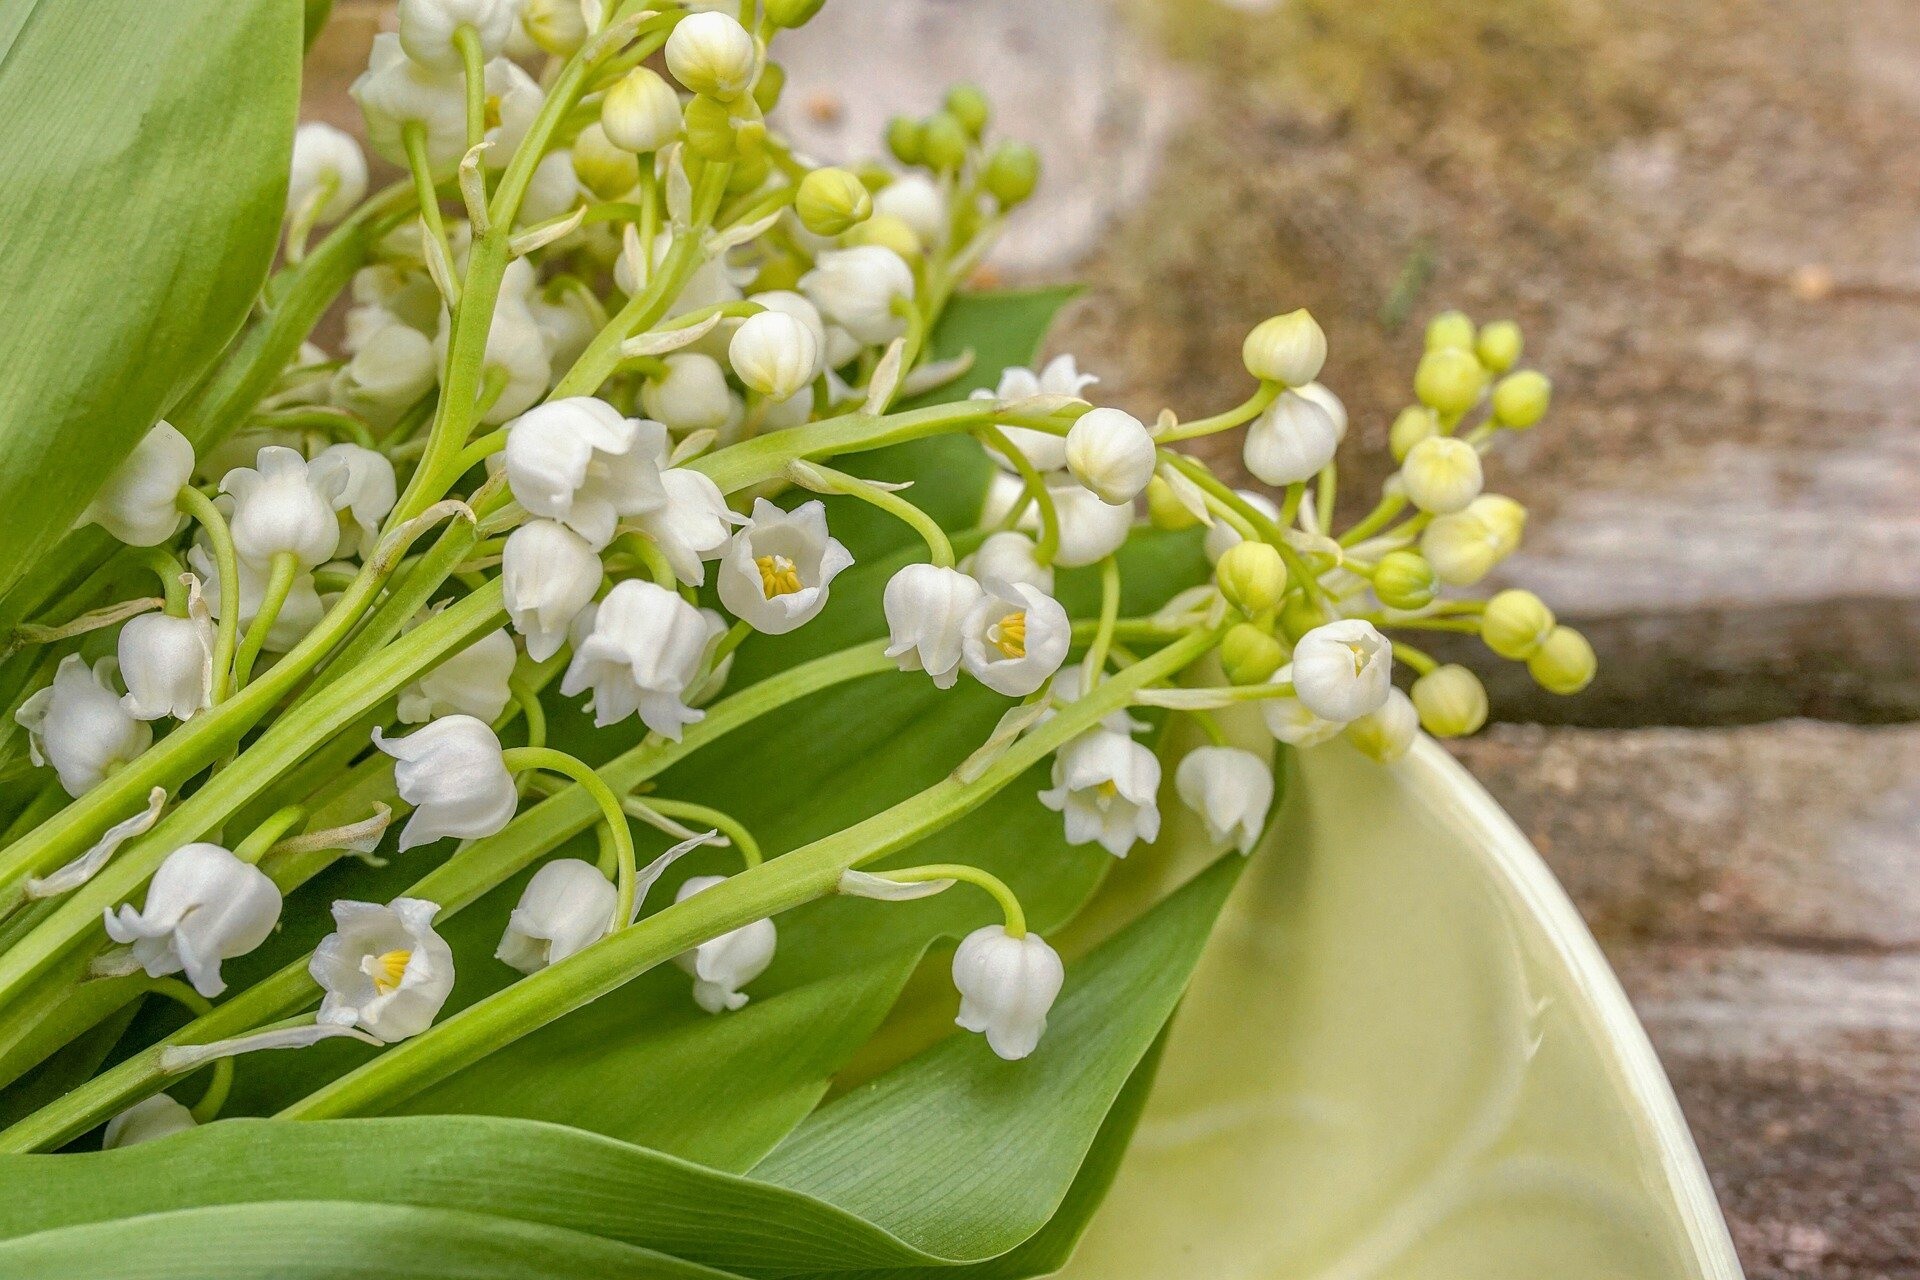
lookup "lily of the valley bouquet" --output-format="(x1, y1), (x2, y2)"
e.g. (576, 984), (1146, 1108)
(0, 0), (1592, 1273)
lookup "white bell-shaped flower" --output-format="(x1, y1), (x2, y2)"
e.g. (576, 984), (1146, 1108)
(188, 542), (326, 655)
(501, 519), (601, 661)
(672, 875), (777, 1012)
(1243, 390), (1340, 486)
(1174, 746), (1273, 854)
(1028, 482), (1132, 568)
(309, 443), (397, 560)
(103, 1094), (197, 1148)
(374, 715), (517, 849)
(951, 924), (1064, 1061)
(15, 656), (151, 798)
(311, 897), (456, 1042)
(481, 57), (545, 163)
(518, 148), (581, 225)
(969, 530), (1054, 595)
(633, 466), (742, 586)
(1400, 436), (1484, 515)
(641, 353), (737, 434)
(561, 579), (721, 737)
(103, 843), (282, 998)
(1290, 619), (1393, 723)
(979, 469), (1027, 528)
(288, 122), (368, 226)
(1065, 407), (1156, 505)
(717, 498), (853, 635)
(873, 173), (948, 250)
(397, 627), (516, 724)
(883, 564), (985, 689)
(729, 310), (821, 401)
(602, 66), (683, 153)
(1258, 666), (1345, 747)
(351, 34), (467, 174)
(448, 283), (552, 426)
(960, 580), (1071, 697)
(1345, 685), (1418, 763)
(1294, 381), (1348, 441)
(969, 355), (1097, 472)
(397, 0), (518, 71)
(502, 396), (668, 550)
(1203, 488), (1279, 563)
(496, 858), (616, 973)
(220, 445), (346, 570)
(1039, 725), (1162, 858)
(118, 588), (214, 722)
(663, 11), (757, 99)
(331, 322), (438, 421)
(82, 422), (193, 546)
(800, 246), (915, 345)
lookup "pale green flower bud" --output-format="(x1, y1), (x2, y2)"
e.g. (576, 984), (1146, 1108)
(1414, 347), (1487, 416)
(1476, 319), (1522, 373)
(1481, 588), (1555, 660)
(521, 0), (588, 56)
(684, 94), (751, 161)
(983, 141), (1040, 207)
(1467, 494), (1527, 558)
(766, 0), (827, 29)
(1145, 475), (1200, 530)
(571, 122), (639, 200)
(842, 212), (923, 261)
(664, 11), (757, 101)
(1420, 510), (1500, 586)
(1411, 664), (1488, 737)
(1492, 369), (1552, 428)
(1216, 541), (1287, 615)
(753, 61), (787, 114)
(796, 166), (872, 236)
(602, 67), (682, 154)
(1424, 310), (1475, 352)
(1528, 625), (1596, 694)
(945, 83), (991, 137)
(1388, 405), (1438, 462)
(1400, 435), (1483, 514)
(886, 115), (925, 165)
(921, 110), (970, 171)
(1278, 592), (1325, 643)
(1241, 309), (1326, 387)
(1372, 550), (1436, 610)
(1221, 622), (1286, 686)
(1345, 687), (1418, 763)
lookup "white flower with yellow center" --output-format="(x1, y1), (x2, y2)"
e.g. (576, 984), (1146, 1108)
(1290, 619), (1393, 723)
(311, 897), (456, 1043)
(561, 579), (721, 737)
(960, 580), (1070, 697)
(717, 499), (853, 635)
(672, 875), (777, 1013)
(1040, 723), (1162, 858)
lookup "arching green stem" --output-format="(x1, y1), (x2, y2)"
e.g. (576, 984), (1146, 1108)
(501, 748), (638, 928)
(175, 488), (240, 703)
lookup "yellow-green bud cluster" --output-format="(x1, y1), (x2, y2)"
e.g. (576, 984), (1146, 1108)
(796, 167), (872, 237)
(1216, 541), (1287, 615)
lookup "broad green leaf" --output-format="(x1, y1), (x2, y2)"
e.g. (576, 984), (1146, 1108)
(0, 0), (301, 615)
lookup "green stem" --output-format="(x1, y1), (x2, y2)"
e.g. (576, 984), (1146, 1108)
(175, 488), (240, 703)
(870, 863), (1026, 936)
(796, 461), (953, 567)
(1392, 641), (1439, 676)
(1339, 492), (1408, 547)
(1080, 556), (1122, 694)
(231, 552), (300, 691)
(401, 122), (451, 266)
(135, 549), (189, 617)
(1157, 381), (1282, 443)
(455, 25), (487, 153)
(143, 979), (232, 1124)
(630, 797), (760, 868)
(977, 425), (1059, 563)
(506, 675), (546, 749)
(233, 805), (307, 865)
(499, 750), (632, 931)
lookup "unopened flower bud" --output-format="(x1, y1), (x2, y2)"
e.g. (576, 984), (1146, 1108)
(1528, 625), (1596, 694)
(944, 83), (991, 136)
(683, 93), (746, 161)
(1468, 494), (1527, 557)
(119, 602), (215, 722)
(664, 11), (757, 100)
(1411, 664), (1487, 737)
(1065, 407), (1155, 505)
(397, 0), (516, 72)
(1241, 309), (1326, 386)
(1345, 686), (1418, 763)
(1414, 347), (1488, 416)
(674, 875), (778, 1012)
(1372, 550), (1437, 610)
(1292, 619), (1392, 723)
(1294, 381), (1348, 441)
(766, 0), (827, 27)
(952, 924), (1062, 1060)
(730, 310), (821, 400)
(1278, 591), (1325, 643)
(920, 110), (970, 171)
(602, 67), (682, 153)
(521, 0), (588, 55)
(1492, 369), (1552, 429)
(1481, 588), (1555, 660)
(1244, 390), (1339, 485)
(1216, 541), (1286, 615)
(497, 858), (615, 973)
(983, 141), (1040, 207)
(1145, 475), (1201, 530)
(503, 519), (602, 662)
(1420, 510), (1501, 586)
(795, 166), (872, 236)
(643, 353), (735, 434)
(884, 564), (985, 689)
(752, 60), (786, 113)
(1388, 405), (1438, 462)
(885, 115), (925, 165)
(1424, 310), (1476, 352)
(1476, 319), (1522, 373)
(288, 123), (368, 226)
(1400, 436), (1483, 514)
(841, 212), (922, 262)
(15, 656), (150, 798)
(1221, 622), (1285, 685)
(970, 531), (1053, 595)
(572, 122), (640, 200)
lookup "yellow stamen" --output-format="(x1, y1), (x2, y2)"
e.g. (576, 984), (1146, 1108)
(756, 554), (803, 598)
(484, 95), (503, 132)
(1345, 642), (1370, 676)
(987, 611), (1027, 659)
(367, 948), (411, 996)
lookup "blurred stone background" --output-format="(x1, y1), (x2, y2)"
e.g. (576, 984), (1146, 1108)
(312, 2), (1920, 1272)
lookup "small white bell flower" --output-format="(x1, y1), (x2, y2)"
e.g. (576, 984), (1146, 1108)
(1294, 381), (1348, 441)
(103, 1094), (197, 1148)
(397, 627), (517, 724)
(1243, 390), (1340, 486)
(663, 11), (757, 99)
(641, 352), (737, 434)
(351, 34), (467, 174)
(1203, 488), (1279, 563)
(970, 355), (1097, 472)
(616, 231), (743, 318)
(118, 587), (214, 722)
(309, 443), (398, 560)
(1175, 746), (1273, 854)
(397, 0), (518, 70)
(220, 445), (346, 570)
(518, 148), (582, 226)
(980, 470), (1028, 528)
(502, 520), (602, 661)
(15, 656), (151, 798)
(952, 925), (1064, 1061)
(331, 322), (438, 420)
(82, 422), (193, 547)
(1065, 407), (1156, 505)
(103, 843), (283, 998)
(883, 564), (985, 689)
(287, 122), (368, 226)
(633, 466), (742, 586)
(562, 579), (721, 737)
(530, 282), (598, 373)
(873, 173), (948, 250)
(496, 858), (616, 973)
(1028, 481), (1132, 568)
(969, 530), (1054, 595)
(311, 897), (456, 1042)
(602, 66), (683, 153)
(1259, 666), (1345, 747)
(1345, 686), (1418, 763)
(374, 715), (517, 849)
(482, 56), (546, 166)
(1039, 725), (1162, 858)
(729, 310), (821, 401)
(672, 875), (777, 1012)
(1290, 619), (1393, 723)
(960, 580), (1071, 697)
(448, 282), (551, 425)
(717, 498), (854, 635)
(502, 396), (668, 550)
(1400, 436), (1484, 515)
(189, 542), (326, 654)
(800, 246), (915, 345)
